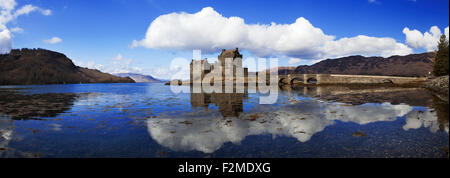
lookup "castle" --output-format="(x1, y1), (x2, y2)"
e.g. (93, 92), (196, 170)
(190, 48), (248, 84)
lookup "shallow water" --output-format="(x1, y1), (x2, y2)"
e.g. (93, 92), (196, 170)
(0, 83), (448, 158)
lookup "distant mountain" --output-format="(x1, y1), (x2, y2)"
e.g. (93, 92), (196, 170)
(292, 52), (435, 77)
(114, 73), (163, 83)
(0, 48), (135, 85)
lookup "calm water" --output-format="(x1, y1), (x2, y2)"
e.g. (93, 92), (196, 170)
(0, 83), (448, 158)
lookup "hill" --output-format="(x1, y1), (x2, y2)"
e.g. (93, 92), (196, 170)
(0, 48), (135, 85)
(265, 67), (297, 75)
(292, 52), (435, 77)
(114, 73), (163, 83)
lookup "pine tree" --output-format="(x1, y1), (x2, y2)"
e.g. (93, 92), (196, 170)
(433, 34), (449, 76)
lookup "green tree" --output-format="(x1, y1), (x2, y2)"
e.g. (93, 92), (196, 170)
(433, 34), (449, 76)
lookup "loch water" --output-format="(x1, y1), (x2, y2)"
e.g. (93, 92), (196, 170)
(0, 83), (448, 158)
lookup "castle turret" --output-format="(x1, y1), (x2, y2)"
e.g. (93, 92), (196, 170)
(190, 48), (247, 85)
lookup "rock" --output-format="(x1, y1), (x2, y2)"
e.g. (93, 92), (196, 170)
(424, 75), (449, 102)
(246, 114), (260, 121)
(164, 79), (182, 85)
(0, 89), (78, 120)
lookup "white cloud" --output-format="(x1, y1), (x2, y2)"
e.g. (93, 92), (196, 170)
(288, 57), (302, 65)
(79, 54), (191, 80)
(75, 54), (144, 75)
(0, 28), (11, 53)
(0, 0), (51, 53)
(132, 7), (412, 60)
(86, 61), (103, 70)
(368, 0), (382, 4)
(43, 37), (62, 44)
(14, 4), (38, 16)
(323, 35), (412, 58)
(41, 9), (51, 16)
(72, 59), (103, 71)
(0, 0), (16, 11)
(445, 27), (449, 40)
(13, 4), (51, 17)
(148, 67), (184, 80)
(113, 53), (124, 61)
(9, 27), (22, 33)
(402, 26), (449, 51)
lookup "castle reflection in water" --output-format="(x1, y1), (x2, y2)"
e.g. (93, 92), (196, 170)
(190, 90), (248, 117)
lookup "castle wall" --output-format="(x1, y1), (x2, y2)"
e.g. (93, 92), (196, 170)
(190, 48), (247, 85)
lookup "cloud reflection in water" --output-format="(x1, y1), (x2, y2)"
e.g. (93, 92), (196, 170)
(146, 99), (438, 153)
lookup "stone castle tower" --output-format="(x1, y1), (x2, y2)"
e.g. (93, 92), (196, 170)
(190, 48), (248, 84)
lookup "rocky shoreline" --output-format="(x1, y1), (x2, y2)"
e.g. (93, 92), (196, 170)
(424, 75), (449, 102)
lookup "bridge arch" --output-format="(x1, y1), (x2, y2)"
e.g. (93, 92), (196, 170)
(279, 77), (289, 85)
(306, 77), (318, 84)
(290, 77), (304, 85)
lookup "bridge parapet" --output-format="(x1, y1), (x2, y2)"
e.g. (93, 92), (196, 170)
(278, 74), (427, 85)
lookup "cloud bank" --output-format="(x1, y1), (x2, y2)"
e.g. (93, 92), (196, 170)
(0, 0), (51, 53)
(132, 7), (414, 59)
(403, 26), (449, 52)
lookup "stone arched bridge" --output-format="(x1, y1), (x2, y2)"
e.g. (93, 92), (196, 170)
(278, 74), (427, 85)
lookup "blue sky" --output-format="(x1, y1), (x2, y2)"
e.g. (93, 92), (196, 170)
(3, 0), (449, 79)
